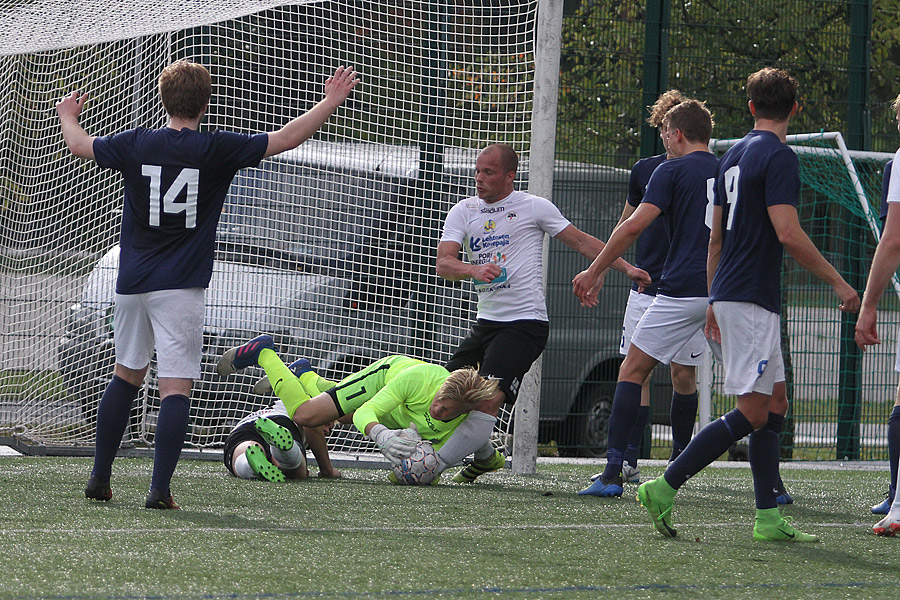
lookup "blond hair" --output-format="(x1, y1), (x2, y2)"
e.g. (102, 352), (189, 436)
(435, 367), (499, 413)
(158, 60), (211, 120)
(892, 94), (900, 117)
(647, 90), (686, 128)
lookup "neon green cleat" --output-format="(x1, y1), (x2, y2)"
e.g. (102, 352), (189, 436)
(451, 450), (506, 483)
(254, 417), (294, 452)
(637, 478), (677, 538)
(245, 445), (286, 483)
(753, 510), (818, 542)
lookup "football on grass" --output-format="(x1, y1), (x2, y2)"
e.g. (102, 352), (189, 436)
(392, 441), (440, 485)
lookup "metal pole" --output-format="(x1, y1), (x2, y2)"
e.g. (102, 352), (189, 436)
(512, 0), (563, 475)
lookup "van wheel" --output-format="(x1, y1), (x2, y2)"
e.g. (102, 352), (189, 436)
(559, 381), (614, 458)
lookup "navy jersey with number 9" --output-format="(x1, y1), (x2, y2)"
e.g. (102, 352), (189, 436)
(709, 130), (800, 313)
(93, 127), (268, 294)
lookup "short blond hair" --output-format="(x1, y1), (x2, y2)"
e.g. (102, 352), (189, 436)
(647, 90), (686, 128)
(892, 94), (900, 117)
(434, 367), (499, 413)
(158, 60), (211, 120)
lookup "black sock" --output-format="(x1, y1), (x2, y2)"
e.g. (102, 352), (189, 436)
(91, 375), (141, 480)
(601, 381), (642, 480)
(670, 391), (698, 461)
(749, 412), (784, 509)
(665, 409), (754, 490)
(624, 404), (650, 467)
(150, 394), (190, 495)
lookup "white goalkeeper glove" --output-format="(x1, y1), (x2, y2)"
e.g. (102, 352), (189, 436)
(369, 423), (421, 465)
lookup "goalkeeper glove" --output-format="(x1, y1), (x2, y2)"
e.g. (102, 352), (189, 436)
(369, 423), (420, 465)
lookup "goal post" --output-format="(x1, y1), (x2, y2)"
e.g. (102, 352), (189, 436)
(0, 0), (554, 463)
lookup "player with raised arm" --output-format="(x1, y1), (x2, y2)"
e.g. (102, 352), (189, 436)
(216, 335), (499, 483)
(433, 144), (651, 483)
(572, 99), (716, 498)
(638, 68), (859, 541)
(56, 60), (358, 508)
(856, 94), (900, 533)
(579, 90), (706, 494)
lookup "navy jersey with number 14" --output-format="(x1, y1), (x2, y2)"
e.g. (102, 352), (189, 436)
(93, 127), (268, 295)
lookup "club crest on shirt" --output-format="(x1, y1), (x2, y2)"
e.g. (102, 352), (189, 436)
(505, 211), (518, 223)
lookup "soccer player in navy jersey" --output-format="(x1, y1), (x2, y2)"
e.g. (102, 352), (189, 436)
(572, 99), (717, 498)
(856, 94), (900, 534)
(580, 90), (706, 494)
(56, 60), (358, 508)
(638, 67), (859, 542)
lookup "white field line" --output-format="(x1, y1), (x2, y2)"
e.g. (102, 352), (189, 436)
(0, 521), (876, 535)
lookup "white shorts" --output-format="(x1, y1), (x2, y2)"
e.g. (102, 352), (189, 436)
(621, 290), (707, 366)
(712, 301), (786, 396)
(114, 288), (205, 379)
(631, 294), (709, 367)
(895, 334), (900, 373)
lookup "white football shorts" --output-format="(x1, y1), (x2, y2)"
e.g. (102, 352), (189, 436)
(114, 287), (205, 379)
(631, 294), (709, 367)
(711, 301), (786, 396)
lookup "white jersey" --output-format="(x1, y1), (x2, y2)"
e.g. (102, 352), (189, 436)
(233, 399), (290, 431)
(441, 190), (570, 322)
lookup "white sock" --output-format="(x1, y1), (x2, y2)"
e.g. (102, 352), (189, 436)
(271, 443), (303, 470)
(233, 452), (257, 479)
(436, 411), (497, 468)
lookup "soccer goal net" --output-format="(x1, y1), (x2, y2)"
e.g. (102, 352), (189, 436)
(706, 132), (896, 460)
(0, 0), (542, 461)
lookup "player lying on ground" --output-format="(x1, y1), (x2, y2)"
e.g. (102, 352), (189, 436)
(216, 335), (501, 484)
(222, 398), (342, 483)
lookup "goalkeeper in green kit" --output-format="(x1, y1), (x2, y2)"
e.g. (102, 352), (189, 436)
(216, 335), (500, 483)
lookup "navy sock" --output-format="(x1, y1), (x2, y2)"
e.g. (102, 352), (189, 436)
(624, 405), (650, 467)
(601, 381), (642, 480)
(91, 375), (141, 481)
(150, 394), (190, 496)
(670, 391), (698, 461)
(749, 412), (784, 510)
(888, 405), (900, 498)
(664, 409), (754, 490)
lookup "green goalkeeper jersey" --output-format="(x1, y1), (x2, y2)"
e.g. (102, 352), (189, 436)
(349, 358), (467, 450)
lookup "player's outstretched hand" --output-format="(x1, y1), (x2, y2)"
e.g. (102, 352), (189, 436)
(55, 91), (88, 120)
(572, 269), (603, 308)
(836, 281), (860, 313)
(627, 266), (651, 293)
(854, 306), (880, 351)
(323, 66), (360, 108)
(369, 424), (418, 465)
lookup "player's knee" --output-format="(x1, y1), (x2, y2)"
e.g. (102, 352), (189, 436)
(669, 365), (697, 394)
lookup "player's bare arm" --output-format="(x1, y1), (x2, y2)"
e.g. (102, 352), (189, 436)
(856, 203), (900, 350)
(556, 224), (647, 284)
(435, 240), (502, 282)
(55, 91), (96, 160)
(768, 203), (860, 313)
(705, 203), (723, 342)
(571, 205), (658, 307)
(264, 65), (359, 158)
